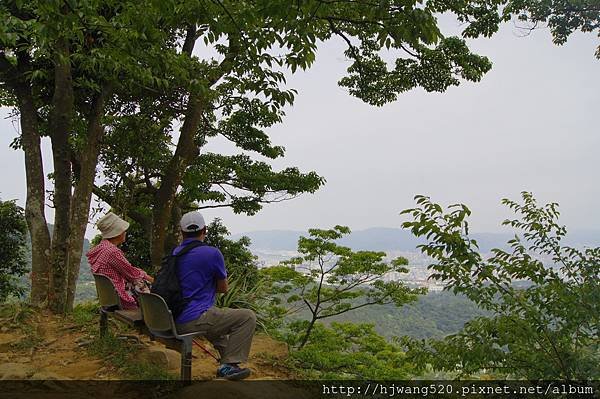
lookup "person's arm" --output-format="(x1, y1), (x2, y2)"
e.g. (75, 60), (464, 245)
(213, 248), (228, 293)
(216, 279), (228, 293)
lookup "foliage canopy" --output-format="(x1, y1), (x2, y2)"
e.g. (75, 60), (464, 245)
(287, 321), (417, 379)
(400, 192), (600, 379)
(505, 0), (600, 58)
(264, 225), (425, 348)
(1, 0), (508, 311)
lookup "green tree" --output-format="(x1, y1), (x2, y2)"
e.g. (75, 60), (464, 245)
(205, 218), (259, 287)
(1, 0), (505, 313)
(264, 226), (425, 348)
(400, 193), (600, 379)
(0, 0), (173, 312)
(0, 199), (28, 301)
(287, 321), (417, 379)
(505, 0), (600, 58)
(88, 0), (506, 272)
(119, 219), (152, 272)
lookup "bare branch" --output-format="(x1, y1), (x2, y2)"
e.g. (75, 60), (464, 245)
(316, 299), (389, 319)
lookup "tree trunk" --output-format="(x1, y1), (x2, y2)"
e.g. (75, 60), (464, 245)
(48, 38), (74, 314)
(164, 202), (183, 253)
(150, 96), (203, 270)
(299, 317), (318, 349)
(149, 34), (239, 270)
(65, 88), (109, 311)
(15, 81), (52, 307)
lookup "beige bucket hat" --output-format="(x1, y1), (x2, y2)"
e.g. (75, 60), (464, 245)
(97, 212), (130, 239)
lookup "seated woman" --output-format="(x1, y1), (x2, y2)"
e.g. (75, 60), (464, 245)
(87, 212), (153, 309)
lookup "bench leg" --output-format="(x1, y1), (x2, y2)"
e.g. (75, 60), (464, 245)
(181, 338), (193, 382)
(99, 311), (108, 337)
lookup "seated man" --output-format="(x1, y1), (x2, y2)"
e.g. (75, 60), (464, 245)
(175, 211), (256, 380)
(87, 212), (153, 309)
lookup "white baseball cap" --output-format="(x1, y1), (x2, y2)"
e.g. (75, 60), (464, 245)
(180, 211), (206, 232)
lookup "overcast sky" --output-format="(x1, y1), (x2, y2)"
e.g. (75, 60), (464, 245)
(1, 21), (599, 237)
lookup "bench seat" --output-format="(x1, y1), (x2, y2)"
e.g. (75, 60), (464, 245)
(137, 292), (206, 382)
(93, 273), (205, 382)
(113, 309), (144, 326)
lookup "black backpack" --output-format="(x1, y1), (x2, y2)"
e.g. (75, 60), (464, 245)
(151, 240), (206, 318)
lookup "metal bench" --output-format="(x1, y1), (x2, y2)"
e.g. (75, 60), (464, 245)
(92, 273), (144, 336)
(93, 274), (208, 381)
(137, 292), (206, 381)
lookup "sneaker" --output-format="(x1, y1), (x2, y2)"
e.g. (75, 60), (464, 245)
(216, 364), (251, 381)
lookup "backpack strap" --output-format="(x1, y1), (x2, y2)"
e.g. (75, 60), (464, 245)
(174, 240), (206, 258)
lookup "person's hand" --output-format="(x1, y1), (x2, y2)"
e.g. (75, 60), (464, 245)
(133, 279), (151, 293)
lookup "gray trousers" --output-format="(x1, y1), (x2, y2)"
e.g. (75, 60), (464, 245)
(177, 307), (256, 365)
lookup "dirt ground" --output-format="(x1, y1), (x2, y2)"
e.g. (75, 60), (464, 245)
(0, 311), (118, 380)
(0, 311), (293, 381)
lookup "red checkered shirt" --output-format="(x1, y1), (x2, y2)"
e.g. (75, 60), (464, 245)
(86, 240), (150, 309)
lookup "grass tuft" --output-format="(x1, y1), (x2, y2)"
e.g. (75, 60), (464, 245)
(88, 333), (176, 380)
(0, 301), (43, 351)
(72, 303), (177, 380)
(71, 301), (99, 330)
(0, 301), (35, 324)
(12, 327), (43, 350)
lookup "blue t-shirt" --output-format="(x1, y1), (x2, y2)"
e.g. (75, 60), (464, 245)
(173, 239), (227, 324)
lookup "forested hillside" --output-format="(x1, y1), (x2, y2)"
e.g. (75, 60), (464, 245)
(329, 292), (489, 339)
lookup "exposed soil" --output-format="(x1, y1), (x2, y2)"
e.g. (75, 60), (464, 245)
(191, 334), (294, 380)
(0, 311), (120, 380)
(0, 310), (293, 381)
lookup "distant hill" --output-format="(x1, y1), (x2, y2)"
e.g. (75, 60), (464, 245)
(77, 237), (93, 280)
(233, 227), (600, 253)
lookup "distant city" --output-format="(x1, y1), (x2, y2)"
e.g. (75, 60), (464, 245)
(251, 247), (446, 291)
(236, 227), (598, 291)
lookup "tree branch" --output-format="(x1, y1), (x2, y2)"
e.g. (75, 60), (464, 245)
(182, 24), (197, 56)
(316, 299), (389, 319)
(326, 18), (365, 75)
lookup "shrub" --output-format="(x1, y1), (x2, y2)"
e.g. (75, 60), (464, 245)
(401, 193), (600, 379)
(0, 199), (28, 301)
